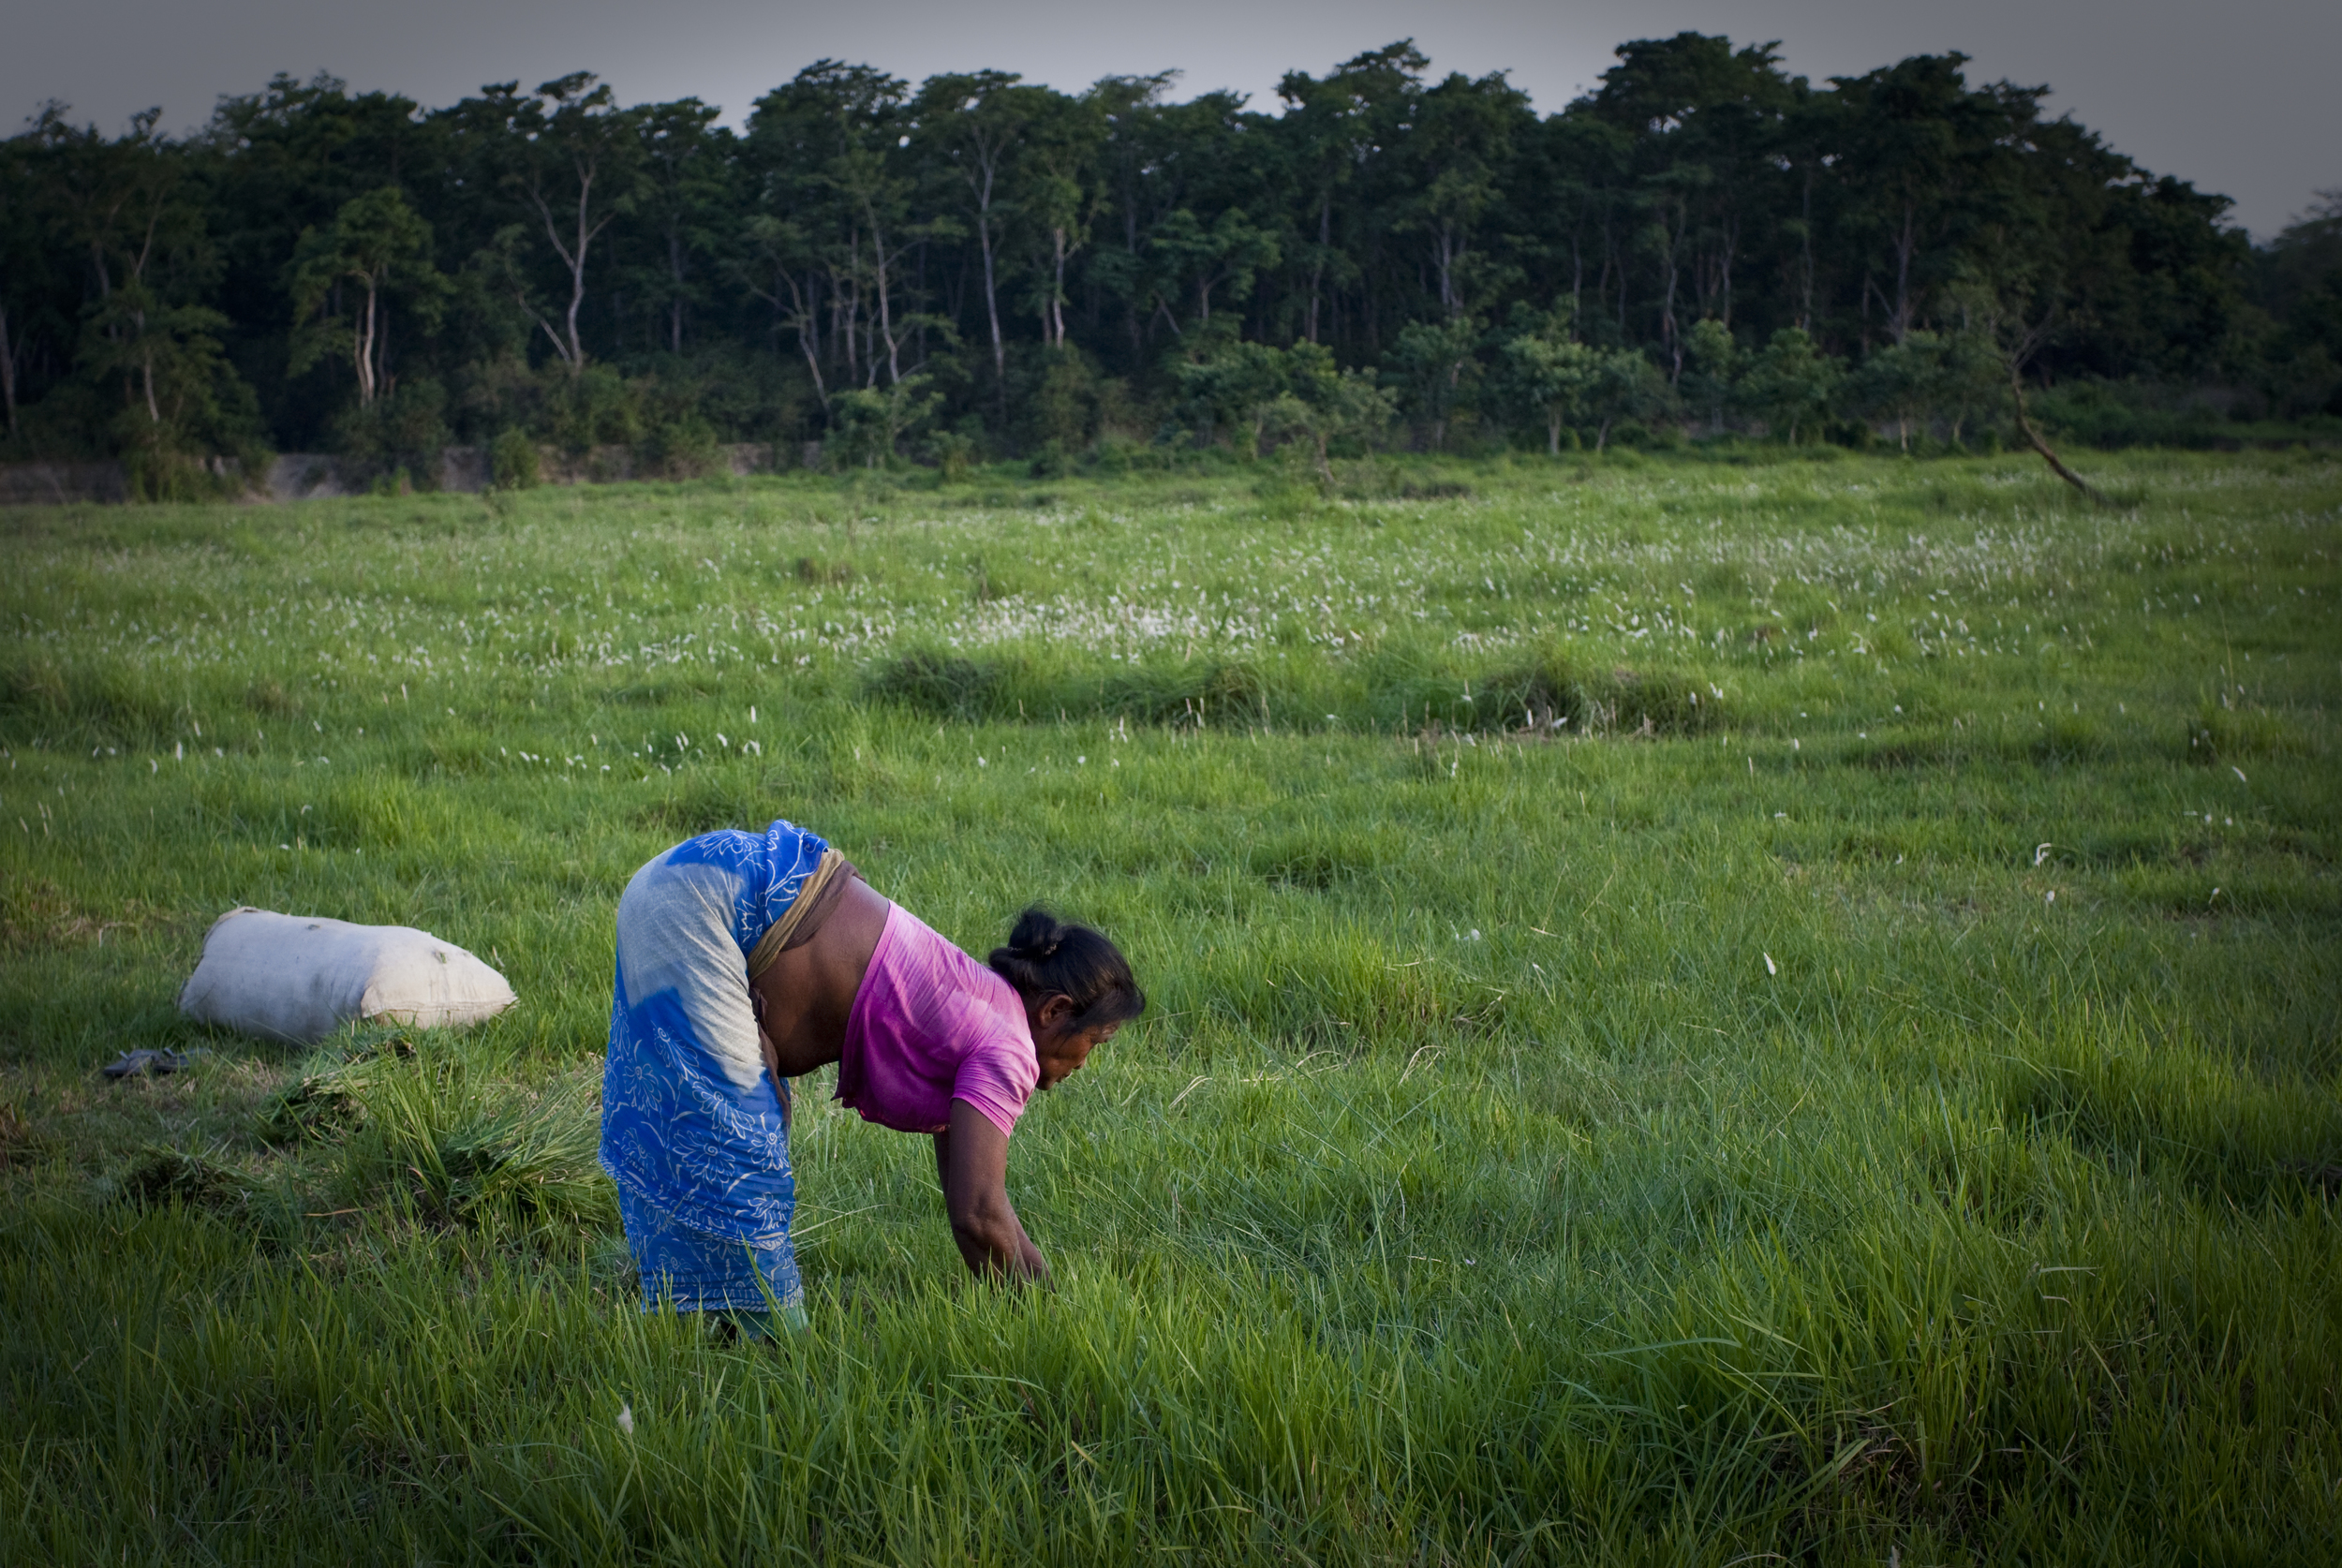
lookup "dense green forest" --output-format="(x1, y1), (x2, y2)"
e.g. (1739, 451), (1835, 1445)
(2, 34), (2337, 493)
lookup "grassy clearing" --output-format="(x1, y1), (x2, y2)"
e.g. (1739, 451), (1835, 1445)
(2, 450), (2338, 1563)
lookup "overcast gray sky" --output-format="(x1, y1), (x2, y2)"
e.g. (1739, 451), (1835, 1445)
(9, 0), (2335, 237)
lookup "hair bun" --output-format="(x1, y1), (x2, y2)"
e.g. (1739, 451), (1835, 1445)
(987, 906), (1146, 1030)
(1007, 908), (1065, 960)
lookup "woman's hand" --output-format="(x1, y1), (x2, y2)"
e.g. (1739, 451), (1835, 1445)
(934, 1101), (1049, 1283)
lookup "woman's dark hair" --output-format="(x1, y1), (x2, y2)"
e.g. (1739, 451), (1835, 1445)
(988, 908), (1146, 1029)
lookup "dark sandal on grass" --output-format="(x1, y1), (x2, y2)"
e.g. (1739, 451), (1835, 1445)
(102, 1048), (207, 1080)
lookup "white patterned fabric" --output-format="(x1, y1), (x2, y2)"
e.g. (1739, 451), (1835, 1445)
(599, 821), (828, 1259)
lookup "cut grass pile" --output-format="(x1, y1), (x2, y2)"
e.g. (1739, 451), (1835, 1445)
(2, 450), (2338, 1563)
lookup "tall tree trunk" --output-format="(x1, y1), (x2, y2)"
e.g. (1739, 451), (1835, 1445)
(957, 134), (1012, 370)
(563, 240), (587, 364)
(840, 240), (860, 386)
(1050, 228), (1070, 348)
(761, 267), (829, 411)
(979, 210), (1004, 380)
(527, 157), (605, 371)
(354, 278), (380, 407)
(979, 210), (1004, 419)
(799, 299), (828, 409)
(561, 170), (595, 367)
(867, 206), (903, 386)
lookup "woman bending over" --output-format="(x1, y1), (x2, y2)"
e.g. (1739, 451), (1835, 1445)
(599, 819), (1143, 1324)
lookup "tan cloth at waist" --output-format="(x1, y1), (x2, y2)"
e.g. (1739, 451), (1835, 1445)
(747, 848), (860, 980)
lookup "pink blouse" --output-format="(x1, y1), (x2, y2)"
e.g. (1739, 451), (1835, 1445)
(836, 903), (1039, 1138)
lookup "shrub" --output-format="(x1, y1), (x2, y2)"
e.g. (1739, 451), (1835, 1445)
(863, 648), (1021, 721)
(490, 428), (540, 491)
(1478, 652), (1717, 736)
(334, 377), (450, 488)
(1103, 656), (1274, 728)
(927, 429), (980, 481)
(642, 416), (721, 480)
(1367, 643), (1722, 737)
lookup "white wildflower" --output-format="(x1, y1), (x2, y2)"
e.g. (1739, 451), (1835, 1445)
(1763, 953), (1777, 976)
(616, 1402), (634, 1437)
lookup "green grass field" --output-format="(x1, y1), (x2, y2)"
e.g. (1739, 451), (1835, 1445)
(3, 450), (2338, 1564)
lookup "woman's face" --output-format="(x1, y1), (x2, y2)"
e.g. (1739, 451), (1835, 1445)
(1030, 996), (1121, 1088)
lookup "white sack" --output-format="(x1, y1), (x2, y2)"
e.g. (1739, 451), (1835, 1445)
(177, 908), (517, 1045)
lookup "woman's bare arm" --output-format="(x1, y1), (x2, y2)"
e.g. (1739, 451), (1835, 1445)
(933, 1100), (1048, 1282)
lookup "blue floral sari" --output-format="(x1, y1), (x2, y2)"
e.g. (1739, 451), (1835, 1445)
(600, 820), (827, 1318)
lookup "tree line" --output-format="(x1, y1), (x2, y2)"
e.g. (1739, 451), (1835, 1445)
(1, 34), (2335, 495)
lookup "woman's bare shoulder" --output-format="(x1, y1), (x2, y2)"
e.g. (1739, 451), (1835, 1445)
(824, 878), (893, 965)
